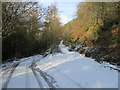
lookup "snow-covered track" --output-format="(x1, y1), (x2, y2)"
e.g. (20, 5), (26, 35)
(2, 58), (31, 78)
(37, 68), (57, 88)
(2, 67), (13, 78)
(52, 67), (83, 88)
(43, 61), (83, 89)
(30, 60), (44, 88)
(2, 62), (20, 89)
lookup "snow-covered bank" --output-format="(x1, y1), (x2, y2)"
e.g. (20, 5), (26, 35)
(36, 41), (118, 88)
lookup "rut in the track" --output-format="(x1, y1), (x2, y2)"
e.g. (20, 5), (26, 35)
(2, 62), (20, 89)
(30, 60), (44, 88)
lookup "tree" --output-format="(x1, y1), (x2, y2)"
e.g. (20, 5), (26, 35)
(2, 2), (62, 61)
(42, 4), (62, 53)
(63, 2), (120, 47)
(2, 2), (43, 61)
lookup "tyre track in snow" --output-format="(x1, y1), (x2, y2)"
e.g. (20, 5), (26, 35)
(30, 59), (58, 89)
(2, 64), (17, 78)
(2, 57), (41, 88)
(30, 60), (44, 88)
(2, 62), (20, 89)
(2, 58), (30, 78)
(37, 68), (58, 88)
(40, 61), (84, 89)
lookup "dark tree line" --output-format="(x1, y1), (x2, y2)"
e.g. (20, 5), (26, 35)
(2, 2), (62, 62)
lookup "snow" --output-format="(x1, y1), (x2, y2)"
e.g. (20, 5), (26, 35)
(1, 55), (43, 88)
(36, 41), (118, 88)
(0, 41), (119, 88)
(7, 58), (39, 88)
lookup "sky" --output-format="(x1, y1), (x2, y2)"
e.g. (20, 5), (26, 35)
(39, 2), (79, 25)
(57, 2), (79, 25)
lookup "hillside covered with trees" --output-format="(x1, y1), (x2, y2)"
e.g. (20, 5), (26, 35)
(2, 2), (120, 66)
(62, 2), (120, 65)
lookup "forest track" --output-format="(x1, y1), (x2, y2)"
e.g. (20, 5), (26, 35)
(36, 68), (58, 88)
(30, 59), (58, 89)
(2, 65), (14, 78)
(30, 60), (44, 88)
(40, 61), (84, 89)
(2, 62), (20, 89)
(2, 58), (30, 78)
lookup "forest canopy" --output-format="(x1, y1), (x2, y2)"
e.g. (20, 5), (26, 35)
(2, 2), (62, 61)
